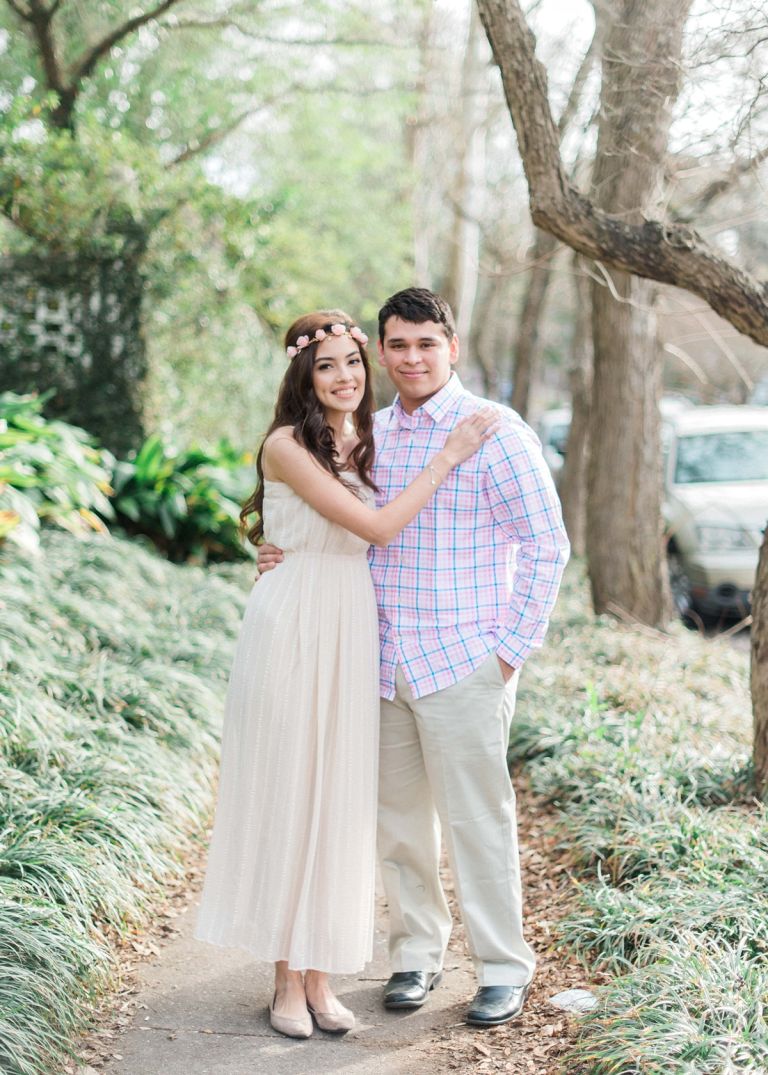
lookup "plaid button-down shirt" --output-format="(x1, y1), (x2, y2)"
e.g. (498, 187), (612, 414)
(369, 374), (570, 700)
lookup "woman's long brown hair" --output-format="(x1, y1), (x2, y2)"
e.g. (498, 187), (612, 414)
(240, 310), (378, 546)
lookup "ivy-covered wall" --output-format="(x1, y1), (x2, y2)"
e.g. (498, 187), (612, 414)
(0, 249), (147, 455)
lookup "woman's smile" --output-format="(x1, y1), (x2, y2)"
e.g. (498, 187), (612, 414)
(312, 334), (367, 419)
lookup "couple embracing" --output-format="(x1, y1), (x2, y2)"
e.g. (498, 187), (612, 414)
(194, 287), (570, 1039)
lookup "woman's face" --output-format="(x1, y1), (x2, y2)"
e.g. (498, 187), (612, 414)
(311, 334), (367, 421)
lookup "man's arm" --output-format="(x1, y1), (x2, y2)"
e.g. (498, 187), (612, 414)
(484, 417), (570, 669)
(257, 543), (284, 573)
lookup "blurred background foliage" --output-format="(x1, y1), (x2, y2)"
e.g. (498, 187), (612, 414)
(2, 0), (766, 454)
(0, 0), (422, 449)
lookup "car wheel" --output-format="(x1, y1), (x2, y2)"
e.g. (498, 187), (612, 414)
(667, 549), (694, 618)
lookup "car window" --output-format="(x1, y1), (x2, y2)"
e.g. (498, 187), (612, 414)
(674, 430), (768, 483)
(548, 423), (569, 454)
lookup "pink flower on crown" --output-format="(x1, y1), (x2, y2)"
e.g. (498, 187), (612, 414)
(286, 345), (297, 358)
(296, 335), (310, 348)
(349, 326), (368, 345)
(330, 323), (345, 335)
(315, 328), (327, 340)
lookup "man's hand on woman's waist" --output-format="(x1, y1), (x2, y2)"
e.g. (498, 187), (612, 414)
(256, 542), (284, 579)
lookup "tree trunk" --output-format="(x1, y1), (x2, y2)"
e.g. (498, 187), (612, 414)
(508, 28), (599, 420)
(588, 271), (669, 620)
(752, 525), (768, 799)
(408, 4), (443, 287)
(469, 278), (501, 399)
(510, 230), (559, 418)
(443, 8), (491, 339)
(584, 0), (689, 626)
(559, 258), (592, 556)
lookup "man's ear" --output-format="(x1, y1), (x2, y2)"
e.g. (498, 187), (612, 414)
(450, 333), (459, 365)
(377, 338), (386, 365)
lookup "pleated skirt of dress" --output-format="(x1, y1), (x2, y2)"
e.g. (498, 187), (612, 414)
(194, 540), (380, 974)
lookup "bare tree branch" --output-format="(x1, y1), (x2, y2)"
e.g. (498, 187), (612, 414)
(69, 0), (188, 87)
(675, 143), (768, 221)
(509, 23), (600, 417)
(165, 85), (303, 167)
(556, 25), (599, 137)
(475, 0), (768, 348)
(24, 0), (66, 95)
(164, 77), (411, 168)
(172, 19), (408, 48)
(166, 109), (256, 168)
(4, 0), (31, 19)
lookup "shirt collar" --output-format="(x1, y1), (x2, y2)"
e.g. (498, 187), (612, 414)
(392, 372), (466, 429)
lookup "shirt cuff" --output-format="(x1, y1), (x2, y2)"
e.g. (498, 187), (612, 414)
(494, 628), (535, 670)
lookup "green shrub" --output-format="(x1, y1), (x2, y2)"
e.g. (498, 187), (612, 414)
(0, 394), (256, 564)
(0, 392), (113, 553)
(110, 434), (254, 562)
(0, 888), (108, 1075)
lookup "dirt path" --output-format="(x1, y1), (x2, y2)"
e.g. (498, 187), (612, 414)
(71, 781), (596, 1075)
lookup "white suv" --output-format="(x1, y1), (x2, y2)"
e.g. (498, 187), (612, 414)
(663, 406), (768, 617)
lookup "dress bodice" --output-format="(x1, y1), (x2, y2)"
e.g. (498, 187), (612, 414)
(262, 475), (373, 557)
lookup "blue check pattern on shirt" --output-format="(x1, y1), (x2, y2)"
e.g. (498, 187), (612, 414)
(369, 374), (570, 701)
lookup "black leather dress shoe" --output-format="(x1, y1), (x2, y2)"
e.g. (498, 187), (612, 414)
(465, 983), (531, 1026)
(383, 970), (443, 1009)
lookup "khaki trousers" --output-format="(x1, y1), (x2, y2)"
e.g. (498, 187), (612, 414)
(377, 653), (535, 987)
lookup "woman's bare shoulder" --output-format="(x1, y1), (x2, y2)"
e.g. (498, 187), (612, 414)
(263, 426), (300, 459)
(262, 426), (298, 480)
(263, 426), (326, 482)
(264, 425), (296, 446)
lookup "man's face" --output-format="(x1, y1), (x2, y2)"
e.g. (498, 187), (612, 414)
(377, 316), (459, 414)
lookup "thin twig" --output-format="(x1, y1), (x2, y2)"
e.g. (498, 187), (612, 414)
(605, 602), (673, 639)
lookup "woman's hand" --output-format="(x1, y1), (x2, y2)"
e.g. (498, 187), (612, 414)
(442, 407), (500, 466)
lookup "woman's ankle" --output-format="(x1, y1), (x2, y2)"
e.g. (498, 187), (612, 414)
(305, 970), (341, 1007)
(274, 961), (305, 993)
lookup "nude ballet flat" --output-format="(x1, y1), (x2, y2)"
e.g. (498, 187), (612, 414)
(307, 1001), (355, 1034)
(268, 993), (313, 1039)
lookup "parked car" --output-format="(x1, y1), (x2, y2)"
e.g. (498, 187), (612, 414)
(537, 407), (571, 483)
(537, 395), (693, 487)
(663, 405), (768, 617)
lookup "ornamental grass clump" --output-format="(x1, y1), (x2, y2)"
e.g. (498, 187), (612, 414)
(559, 867), (768, 973)
(566, 935), (768, 1074)
(0, 529), (248, 1074)
(513, 564), (758, 1075)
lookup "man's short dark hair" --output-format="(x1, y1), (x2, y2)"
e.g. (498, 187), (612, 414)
(378, 287), (457, 342)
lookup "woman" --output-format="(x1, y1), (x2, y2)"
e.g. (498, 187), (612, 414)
(194, 310), (496, 1039)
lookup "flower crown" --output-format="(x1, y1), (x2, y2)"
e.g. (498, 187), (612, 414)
(286, 322), (369, 359)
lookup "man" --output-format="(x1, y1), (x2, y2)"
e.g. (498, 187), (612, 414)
(259, 287), (569, 1026)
